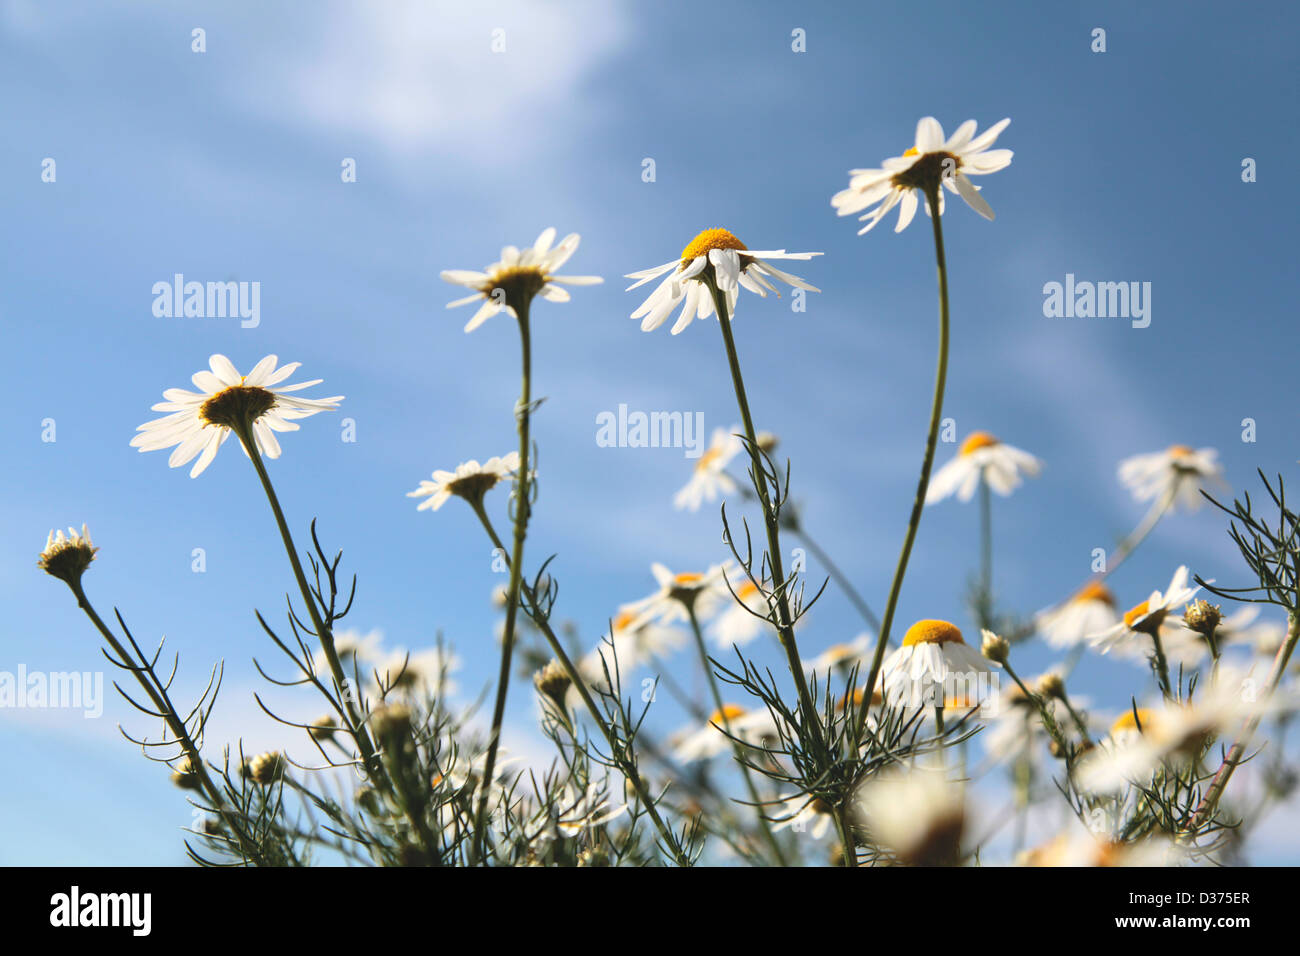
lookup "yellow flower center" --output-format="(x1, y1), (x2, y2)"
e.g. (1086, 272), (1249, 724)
(960, 431), (1000, 456)
(1073, 581), (1115, 607)
(680, 228), (748, 263)
(737, 580), (759, 600)
(695, 446), (725, 472)
(1168, 444), (1195, 458)
(837, 687), (883, 711)
(903, 619), (965, 647)
(481, 264), (547, 305)
(709, 704), (747, 724)
(673, 572), (703, 586)
(612, 610), (639, 632)
(1111, 708), (1154, 735)
(903, 146), (920, 157)
(1123, 601), (1151, 629)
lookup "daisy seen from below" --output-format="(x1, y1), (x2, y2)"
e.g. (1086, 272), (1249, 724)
(1118, 445), (1226, 512)
(37, 524), (99, 586)
(1089, 566), (1202, 654)
(670, 704), (783, 764)
(673, 426), (742, 511)
(130, 354), (343, 478)
(625, 228), (820, 335)
(832, 117), (1012, 234)
(1036, 580), (1119, 650)
(440, 228), (602, 332)
(925, 431), (1042, 505)
(407, 453), (520, 512)
(708, 577), (779, 649)
(578, 607), (686, 689)
(880, 619), (998, 711)
(804, 634), (873, 678)
(621, 562), (734, 627)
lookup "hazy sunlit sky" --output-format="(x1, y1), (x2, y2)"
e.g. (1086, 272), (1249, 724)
(3, 0), (1298, 864)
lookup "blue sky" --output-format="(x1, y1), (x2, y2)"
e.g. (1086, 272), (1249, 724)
(2, 0), (1298, 865)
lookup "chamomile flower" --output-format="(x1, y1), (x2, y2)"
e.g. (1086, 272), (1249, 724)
(625, 228), (820, 335)
(925, 431), (1042, 505)
(674, 426), (742, 511)
(855, 768), (967, 866)
(130, 354), (343, 478)
(1089, 566), (1202, 653)
(440, 228), (602, 332)
(708, 577), (774, 648)
(37, 524), (99, 586)
(880, 619), (998, 710)
(407, 453), (519, 511)
(832, 117), (1012, 235)
(621, 562), (734, 627)
(1018, 830), (1181, 867)
(579, 608), (686, 688)
(1036, 580), (1120, 650)
(804, 634), (873, 678)
(1118, 445), (1226, 512)
(671, 704), (783, 764)
(771, 793), (837, 840)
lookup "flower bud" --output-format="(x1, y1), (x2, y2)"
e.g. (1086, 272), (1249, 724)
(980, 629), (1010, 664)
(1183, 599), (1222, 636)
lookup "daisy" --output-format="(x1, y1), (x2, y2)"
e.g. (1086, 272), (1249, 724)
(374, 646), (461, 697)
(673, 426), (742, 511)
(1089, 566), (1202, 653)
(440, 227), (602, 333)
(579, 608), (686, 688)
(1118, 445), (1226, 512)
(855, 768), (967, 866)
(832, 117), (1012, 235)
(625, 228), (820, 335)
(880, 619), (998, 710)
(407, 453), (519, 511)
(130, 354), (343, 478)
(708, 577), (775, 649)
(621, 562), (735, 627)
(771, 793), (837, 840)
(804, 634), (873, 678)
(1036, 580), (1120, 650)
(1018, 829), (1181, 867)
(925, 431), (1041, 505)
(671, 705), (784, 764)
(37, 524), (99, 585)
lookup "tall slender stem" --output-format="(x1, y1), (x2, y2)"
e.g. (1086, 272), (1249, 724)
(855, 183), (950, 742)
(685, 606), (788, 865)
(237, 428), (384, 789)
(468, 506), (692, 865)
(473, 298), (534, 861)
(71, 582), (264, 863)
(1190, 611), (1300, 830)
(706, 277), (825, 756)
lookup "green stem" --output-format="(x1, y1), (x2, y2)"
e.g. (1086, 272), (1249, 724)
(472, 298), (533, 861)
(706, 277), (825, 758)
(468, 507), (692, 865)
(855, 183), (950, 743)
(236, 426), (385, 791)
(71, 581), (264, 864)
(685, 606), (788, 866)
(1149, 629), (1174, 701)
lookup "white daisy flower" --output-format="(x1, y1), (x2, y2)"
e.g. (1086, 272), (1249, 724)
(579, 607), (686, 688)
(440, 227), (602, 332)
(1018, 829), (1182, 867)
(804, 634), (874, 678)
(670, 704), (783, 764)
(1118, 445), (1226, 512)
(771, 793), (836, 840)
(925, 431), (1042, 505)
(673, 426), (742, 511)
(625, 228), (820, 335)
(1036, 580), (1120, 650)
(37, 524), (99, 585)
(374, 646), (461, 697)
(621, 561), (735, 627)
(130, 354), (343, 478)
(880, 619), (998, 710)
(407, 453), (519, 512)
(1219, 606), (1289, 657)
(855, 768), (967, 866)
(832, 116), (1012, 235)
(1088, 566), (1202, 653)
(708, 577), (774, 649)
